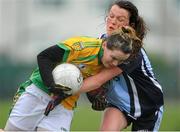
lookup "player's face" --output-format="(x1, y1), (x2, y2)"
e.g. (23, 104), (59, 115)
(106, 5), (130, 36)
(101, 42), (130, 68)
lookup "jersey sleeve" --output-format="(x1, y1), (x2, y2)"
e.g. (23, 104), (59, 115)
(118, 51), (143, 74)
(57, 43), (71, 62)
(37, 45), (65, 87)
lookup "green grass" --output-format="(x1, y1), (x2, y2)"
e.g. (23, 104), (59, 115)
(71, 105), (103, 131)
(0, 100), (12, 128)
(1, 100), (180, 131)
(159, 102), (180, 130)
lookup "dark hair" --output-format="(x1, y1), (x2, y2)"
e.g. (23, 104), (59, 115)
(108, 0), (147, 40)
(105, 26), (142, 59)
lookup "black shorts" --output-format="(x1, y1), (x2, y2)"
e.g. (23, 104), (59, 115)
(107, 104), (163, 131)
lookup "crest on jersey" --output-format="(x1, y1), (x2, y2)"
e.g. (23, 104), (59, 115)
(72, 42), (85, 51)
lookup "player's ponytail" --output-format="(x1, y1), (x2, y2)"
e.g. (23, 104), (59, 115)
(133, 16), (147, 41)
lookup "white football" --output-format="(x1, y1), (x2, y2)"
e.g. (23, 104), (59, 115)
(52, 63), (83, 95)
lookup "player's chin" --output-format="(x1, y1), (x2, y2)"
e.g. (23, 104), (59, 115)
(104, 64), (113, 68)
(106, 29), (113, 36)
(104, 65), (109, 68)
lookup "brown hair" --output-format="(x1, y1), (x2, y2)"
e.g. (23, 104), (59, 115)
(108, 0), (147, 41)
(105, 26), (142, 59)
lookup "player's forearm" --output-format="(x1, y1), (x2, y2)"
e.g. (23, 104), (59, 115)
(78, 67), (122, 93)
(37, 45), (65, 87)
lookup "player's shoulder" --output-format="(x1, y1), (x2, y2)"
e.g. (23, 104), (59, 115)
(63, 36), (101, 44)
(69, 36), (101, 42)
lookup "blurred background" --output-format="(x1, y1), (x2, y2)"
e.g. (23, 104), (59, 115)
(0, 0), (180, 130)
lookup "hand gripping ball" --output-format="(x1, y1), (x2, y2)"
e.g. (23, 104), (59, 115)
(52, 63), (83, 95)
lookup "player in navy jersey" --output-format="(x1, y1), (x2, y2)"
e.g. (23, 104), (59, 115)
(79, 0), (164, 131)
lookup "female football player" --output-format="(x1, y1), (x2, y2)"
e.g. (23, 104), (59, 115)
(4, 26), (142, 131)
(79, 0), (164, 131)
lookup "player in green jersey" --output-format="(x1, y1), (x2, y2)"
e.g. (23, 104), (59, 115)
(4, 26), (142, 131)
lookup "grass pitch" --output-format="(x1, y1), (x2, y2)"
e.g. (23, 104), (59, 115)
(1, 100), (180, 131)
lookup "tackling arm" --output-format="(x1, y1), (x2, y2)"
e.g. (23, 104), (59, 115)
(77, 66), (122, 94)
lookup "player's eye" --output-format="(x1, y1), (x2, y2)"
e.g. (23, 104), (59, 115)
(111, 56), (117, 61)
(118, 18), (126, 22)
(108, 13), (114, 19)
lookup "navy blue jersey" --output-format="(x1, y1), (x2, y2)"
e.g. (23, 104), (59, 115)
(100, 34), (164, 118)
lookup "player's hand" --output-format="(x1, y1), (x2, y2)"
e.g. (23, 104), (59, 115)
(44, 90), (71, 116)
(45, 84), (72, 116)
(48, 84), (71, 95)
(91, 95), (108, 111)
(86, 87), (108, 111)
